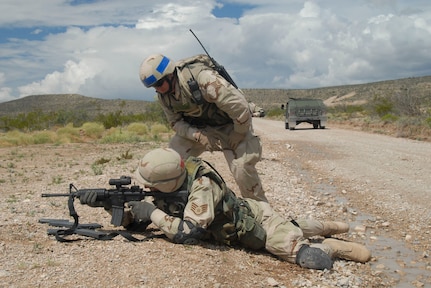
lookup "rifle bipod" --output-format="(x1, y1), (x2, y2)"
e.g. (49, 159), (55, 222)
(39, 218), (158, 242)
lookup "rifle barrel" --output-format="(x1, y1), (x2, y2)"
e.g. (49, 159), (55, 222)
(41, 193), (72, 197)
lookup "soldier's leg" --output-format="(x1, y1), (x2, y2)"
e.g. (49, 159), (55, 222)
(223, 133), (268, 202)
(295, 219), (349, 238)
(169, 133), (206, 159)
(320, 238), (371, 263)
(248, 200), (332, 269)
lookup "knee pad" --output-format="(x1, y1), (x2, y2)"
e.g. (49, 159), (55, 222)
(296, 245), (333, 270)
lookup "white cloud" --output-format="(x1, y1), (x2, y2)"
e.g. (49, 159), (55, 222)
(0, 72), (14, 102)
(299, 1), (320, 18)
(1, 0), (431, 103)
(18, 59), (103, 96)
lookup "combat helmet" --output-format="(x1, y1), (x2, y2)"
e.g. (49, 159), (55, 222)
(134, 148), (186, 193)
(139, 54), (176, 88)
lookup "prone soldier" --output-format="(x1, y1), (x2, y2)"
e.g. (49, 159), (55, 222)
(81, 148), (372, 270)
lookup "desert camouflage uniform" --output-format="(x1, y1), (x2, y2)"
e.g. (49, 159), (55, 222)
(148, 157), (333, 265)
(157, 55), (267, 202)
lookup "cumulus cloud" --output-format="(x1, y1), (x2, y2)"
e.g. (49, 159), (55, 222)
(1, 0), (431, 103)
(18, 59), (103, 96)
(0, 72), (14, 102)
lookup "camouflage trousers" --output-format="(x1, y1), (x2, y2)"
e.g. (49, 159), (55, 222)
(169, 125), (268, 202)
(246, 199), (331, 264)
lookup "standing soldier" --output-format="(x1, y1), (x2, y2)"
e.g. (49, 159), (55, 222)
(139, 54), (267, 202)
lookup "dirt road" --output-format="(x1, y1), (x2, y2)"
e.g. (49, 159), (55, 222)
(253, 117), (431, 287)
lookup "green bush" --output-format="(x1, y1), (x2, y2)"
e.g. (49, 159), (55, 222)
(380, 114), (398, 123)
(100, 128), (143, 144)
(33, 131), (57, 144)
(126, 122), (149, 135)
(0, 130), (33, 146)
(81, 122), (104, 139)
(372, 97), (393, 117)
(150, 123), (169, 134)
(56, 123), (80, 136)
(266, 108), (284, 118)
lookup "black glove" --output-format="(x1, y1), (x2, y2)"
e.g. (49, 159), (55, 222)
(79, 190), (112, 210)
(80, 190), (102, 206)
(125, 220), (152, 232)
(128, 201), (156, 223)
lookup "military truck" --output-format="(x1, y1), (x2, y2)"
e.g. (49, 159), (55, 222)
(281, 98), (327, 130)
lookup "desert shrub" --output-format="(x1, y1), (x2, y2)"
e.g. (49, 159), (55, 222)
(81, 122), (104, 139)
(32, 130), (57, 144)
(56, 123), (79, 136)
(266, 108), (284, 118)
(391, 91), (422, 116)
(381, 114), (398, 123)
(55, 123), (82, 143)
(100, 128), (143, 144)
(126, 122), (149, 135)
(372, 97), (393, 117)
(0, 130), (33, 146)
(150, 123), (169, 135)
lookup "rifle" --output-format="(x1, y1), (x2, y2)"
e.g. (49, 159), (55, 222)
(40, 176), (188, 241)
(189, 29), (239, 89)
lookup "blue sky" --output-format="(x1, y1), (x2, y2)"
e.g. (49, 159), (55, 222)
(1, 0), (431, 102)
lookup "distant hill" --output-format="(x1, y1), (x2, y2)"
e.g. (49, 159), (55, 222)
(243, 75), (431, 109)
(1, 75), (430, 115)
(0, 94), (152, 116)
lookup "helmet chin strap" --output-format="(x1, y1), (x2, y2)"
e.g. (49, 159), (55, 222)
(165, 73), (176, 94)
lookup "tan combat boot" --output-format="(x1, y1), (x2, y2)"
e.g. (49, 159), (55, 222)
(321, 221), (350, 236)
(322, 238), (371, 263)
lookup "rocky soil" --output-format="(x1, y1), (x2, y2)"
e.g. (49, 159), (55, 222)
(0, 118), (430, 288)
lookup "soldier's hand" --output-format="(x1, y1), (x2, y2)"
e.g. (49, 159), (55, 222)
(193, 131), (209, 147)
(79, 190), (101, 207)
(128, 201), (156, 223)
(79, 190), (111, 209)
(193, 130), (220, 151)
(228, 131), (246, 150)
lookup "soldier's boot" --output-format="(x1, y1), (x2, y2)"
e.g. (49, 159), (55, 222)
(321, 221), (349, 236)
(322, 238), (371, 263)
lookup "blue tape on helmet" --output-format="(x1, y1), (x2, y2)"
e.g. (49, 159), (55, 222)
(156, 56), (170, 74)
(143, 75), (157, 87)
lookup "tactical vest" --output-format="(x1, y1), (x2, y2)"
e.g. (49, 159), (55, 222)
(159, 55), (233, 128)
(184, 157), (266, 250)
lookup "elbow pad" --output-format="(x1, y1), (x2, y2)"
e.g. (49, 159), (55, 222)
(173, 220), (207, 245)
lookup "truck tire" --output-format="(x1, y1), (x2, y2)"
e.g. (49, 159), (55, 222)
(285, 123), (289, 129)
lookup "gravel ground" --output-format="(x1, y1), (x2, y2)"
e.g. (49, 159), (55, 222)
(0, 118), (430, 287)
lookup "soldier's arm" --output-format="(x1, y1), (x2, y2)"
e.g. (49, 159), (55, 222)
(198, 70), (252, 134)
(157, 95), (197, 140)
(149, 176), (224, 243)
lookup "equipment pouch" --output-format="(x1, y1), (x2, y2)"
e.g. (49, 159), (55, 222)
(187, 78), (203, 105)
(235, 202), (266, 250)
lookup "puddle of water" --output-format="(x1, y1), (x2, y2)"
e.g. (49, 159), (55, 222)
(353, 214), (429, 287)
(311, 182), (430, 287)
(291, 159), (431, 287)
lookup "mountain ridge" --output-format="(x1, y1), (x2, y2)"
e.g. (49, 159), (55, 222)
(1, 75), (430, 115)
